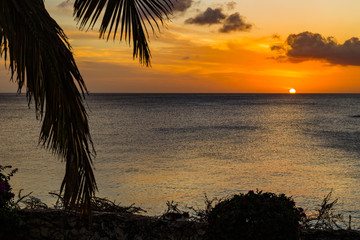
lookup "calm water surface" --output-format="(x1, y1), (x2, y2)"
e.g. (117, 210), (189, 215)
(0, 93), (359, 224)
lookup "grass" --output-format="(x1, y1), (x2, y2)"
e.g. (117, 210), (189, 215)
(13, 190), (145, 214)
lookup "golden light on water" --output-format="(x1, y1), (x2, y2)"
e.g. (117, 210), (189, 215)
(289, 88), (296, 94)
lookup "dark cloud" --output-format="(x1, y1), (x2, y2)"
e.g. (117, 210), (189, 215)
(271, 31), (360, 66)
(219, 13), (252, 33)
(185, 6), (252, 33)
(270, 45), (283, 51)
(185, 7), (226, 25)
(272, 34), (281, 40)
(172, 0), (193, 13)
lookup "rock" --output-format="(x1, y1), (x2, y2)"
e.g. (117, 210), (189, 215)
(52, 231), (65, 240)
(70, 228), (79, 238)
(68, 218), (77, 228)
(29, 227), (41, 239)
(79, 227), (88, 235)
(40, 226), (51, 238)
(133, 235), (143, 240)
(114, 226), (126, 239)
(101, 222), (106, 230)
(3, 209), (360, 240)
(197, 229), (206, 236)
(91, 231), (101, 240)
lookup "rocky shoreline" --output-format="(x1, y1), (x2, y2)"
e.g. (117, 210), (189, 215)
(2, 209), (360, 240)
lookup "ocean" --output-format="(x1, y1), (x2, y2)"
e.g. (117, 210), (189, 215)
(1, 93), (359, 225)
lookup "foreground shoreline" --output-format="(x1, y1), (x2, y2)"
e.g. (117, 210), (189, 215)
(2, 209), (360, 240)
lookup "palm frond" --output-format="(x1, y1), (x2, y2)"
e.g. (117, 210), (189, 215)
(73, 0), (174, 66)
(0, 0), (96, 216)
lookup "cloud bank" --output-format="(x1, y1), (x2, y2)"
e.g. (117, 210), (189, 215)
(185, 7), (226, 25)
(272, 31), (360, 66)
(185, 7), (252, 33)
(219, 13), (252, 33)
(172, 0), (193, 13)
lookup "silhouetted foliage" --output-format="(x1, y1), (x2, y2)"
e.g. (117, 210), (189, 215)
(186, 193), (219, 222)
(0, 166), (20, 239)
(0, 165), (17, 209)
(206, 190), (303, 240)
(0, 0), (173, 218)
(301, 191), (348, 230)
(161, 200), (190, 221)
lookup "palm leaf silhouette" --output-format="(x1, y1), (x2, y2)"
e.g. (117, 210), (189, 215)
(0, 0), (96, 215)
(0, 0), (173, 216)
(74, 0), (173, 66)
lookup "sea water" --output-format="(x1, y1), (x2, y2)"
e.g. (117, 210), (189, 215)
(0, 93), (359, 225)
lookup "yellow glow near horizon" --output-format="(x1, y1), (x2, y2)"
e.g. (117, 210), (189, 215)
(289, 88), (296, 94)
(2, 1), (360, 93)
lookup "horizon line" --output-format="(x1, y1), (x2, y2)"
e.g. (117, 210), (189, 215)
(1, 92), (360, 94)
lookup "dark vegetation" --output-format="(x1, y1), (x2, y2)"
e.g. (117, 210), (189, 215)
(0, 165), (359, 240)
(0, 0), (173, 218)
(205, 191), (303, 240)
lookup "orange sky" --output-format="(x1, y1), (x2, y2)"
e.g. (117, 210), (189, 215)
(2, 0), (360, 93)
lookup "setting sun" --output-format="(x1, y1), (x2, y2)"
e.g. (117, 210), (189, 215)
(289, 88), (296, 94)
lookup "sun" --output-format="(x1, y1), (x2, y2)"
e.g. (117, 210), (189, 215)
(289, 88), (296, 94)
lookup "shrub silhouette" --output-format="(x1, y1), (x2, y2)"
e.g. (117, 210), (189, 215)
(0, 166), (19, 239)
(206, 190), (303, 240)
(0, 166), (17, 210)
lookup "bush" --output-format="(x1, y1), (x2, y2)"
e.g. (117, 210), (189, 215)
(206, 190), (303, 240)
(0, 165), (17, 209)
(0, 165), (20, 239)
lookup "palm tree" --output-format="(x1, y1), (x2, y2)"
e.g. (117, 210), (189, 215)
(0, 0), (173, 216)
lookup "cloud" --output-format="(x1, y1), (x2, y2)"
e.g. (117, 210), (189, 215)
(226, 1), (237, 10)
(185, 6), (252, 33)
(272, 34), (281, 40)
(271, 31), (360, 66)
(185, 7), (226, 25)
(56, 0), (74, 13)
(219, 13), (252, 33)
(270, 45), (283, 51)
(172, 0), (193, 13)
(57, 0), (73, 8)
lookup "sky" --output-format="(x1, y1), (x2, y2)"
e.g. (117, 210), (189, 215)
(2, 0), (360, 93)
